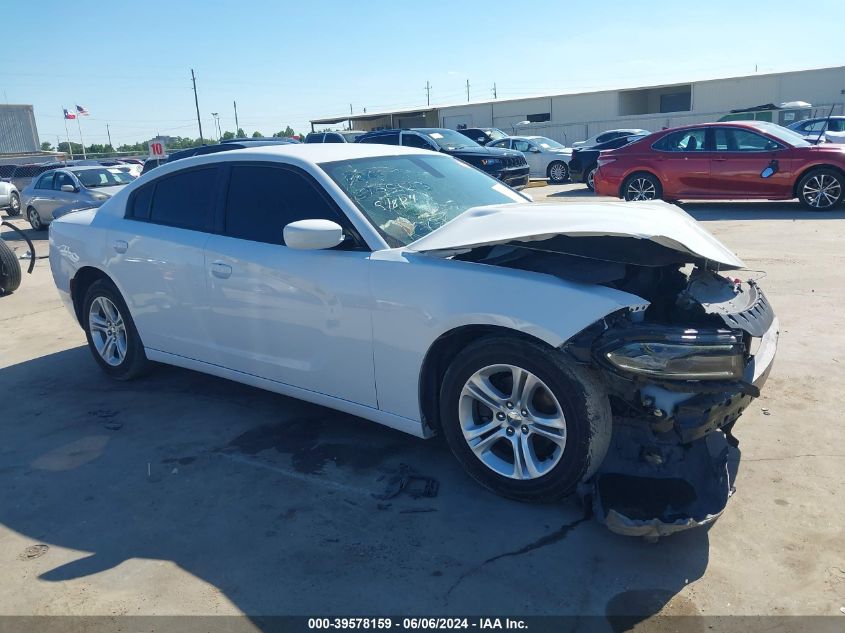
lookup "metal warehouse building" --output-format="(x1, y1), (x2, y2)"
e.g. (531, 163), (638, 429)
(310, 65), (845, 145)
(0, 104), (41, 154)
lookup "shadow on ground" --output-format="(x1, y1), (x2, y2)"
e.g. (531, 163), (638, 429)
(0, 347), (711, 626)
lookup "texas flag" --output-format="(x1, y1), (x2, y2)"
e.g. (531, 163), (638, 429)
(76, 104), (90, 116)
(63, 108), (76, 120)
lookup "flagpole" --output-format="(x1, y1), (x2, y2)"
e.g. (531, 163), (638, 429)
(76, 113), (87, 159)
(63, 109), (75, 160)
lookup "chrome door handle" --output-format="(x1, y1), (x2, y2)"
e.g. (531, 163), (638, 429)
(211, 261), (232, 279)
(113, 240), (128, 254)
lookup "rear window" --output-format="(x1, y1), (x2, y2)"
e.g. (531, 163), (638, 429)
(149, 167), (217, 231)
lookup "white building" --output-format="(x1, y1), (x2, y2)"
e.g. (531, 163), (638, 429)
(310, 65), (845, 145)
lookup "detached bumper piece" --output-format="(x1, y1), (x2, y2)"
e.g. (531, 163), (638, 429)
(584, 424), (735, 540)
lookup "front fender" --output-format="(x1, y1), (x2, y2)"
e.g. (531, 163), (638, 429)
(370, 250), (647, 421)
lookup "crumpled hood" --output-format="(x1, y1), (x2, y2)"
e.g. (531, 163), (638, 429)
(407, 200), (745, 270)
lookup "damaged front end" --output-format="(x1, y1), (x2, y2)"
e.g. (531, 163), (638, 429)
(414, 201), (779, 537)
(568, 265), (778, 538)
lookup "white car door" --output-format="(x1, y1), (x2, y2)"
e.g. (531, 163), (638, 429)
(107, 165), (220, 360)
(201, 162), (377, 407)
(512, 139), (543, 177)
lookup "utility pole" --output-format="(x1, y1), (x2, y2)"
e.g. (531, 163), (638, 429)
(350, 104), (353, 115)
(191, 68), (204, 144)
(492, 82), (497, 99)
(466, 79), (470, 102)
(106, 124), (113, 151)
(233, 100), (239, 134)
(425, 81), (431, 106)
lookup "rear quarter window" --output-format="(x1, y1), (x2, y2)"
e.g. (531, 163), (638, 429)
(148, 167), (218, 231)
(128, 183), (155, 220)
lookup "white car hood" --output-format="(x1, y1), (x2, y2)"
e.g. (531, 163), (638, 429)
(89, 185), (126, 198)
(407, 200), (745, 270)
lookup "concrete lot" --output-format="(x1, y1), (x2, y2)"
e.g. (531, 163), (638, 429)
(1, 183), (844, 625)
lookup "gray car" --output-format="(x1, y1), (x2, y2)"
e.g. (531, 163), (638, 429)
(21, 166), (134, 230)
(488, 135), (573, 183)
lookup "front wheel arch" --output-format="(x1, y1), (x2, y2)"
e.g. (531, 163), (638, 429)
(418, 325), (557, 435)
(791, 164), (845, 199)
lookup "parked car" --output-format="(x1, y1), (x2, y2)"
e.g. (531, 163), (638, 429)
(0, 164), (16, 181)
(357, 128), (529, 189)
(571, 128), (649, 148)
(787, 116), (845, 143)
(488, 135), (572, 183)
(21, 166), (135, 230)
(305, 131), (365, 143)
(139, 138), (301, 175)
(594, 121), (845, 210)
(49, 144), (778, 536)
(569, 134), (648, 190)
(10, 162), (62, 193)
(457, 127), (508, 145)
(0, 179), (21, 216)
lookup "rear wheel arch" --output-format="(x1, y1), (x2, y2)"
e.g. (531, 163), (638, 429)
(418, 325), (559, 434)
(71, 267), (115, 326)
(619, 170), (660, 197)
(791, 164), (845, 199)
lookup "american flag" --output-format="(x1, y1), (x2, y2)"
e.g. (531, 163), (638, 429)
(76, 104), (90, 116)
(63, 108), (76, 120)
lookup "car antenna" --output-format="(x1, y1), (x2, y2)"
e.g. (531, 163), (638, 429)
(815, 103), (838, 145)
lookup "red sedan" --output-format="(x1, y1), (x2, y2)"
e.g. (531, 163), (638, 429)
(593, 121), (845, 210)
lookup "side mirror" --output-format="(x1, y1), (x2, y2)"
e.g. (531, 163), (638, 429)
(60, 184), (77, 192)
(283, 219), (345, 250)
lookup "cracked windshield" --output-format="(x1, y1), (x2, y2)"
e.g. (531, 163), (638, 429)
(323, 154), (526, 245)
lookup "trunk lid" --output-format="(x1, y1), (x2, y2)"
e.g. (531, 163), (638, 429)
(406, 200), (745, 270)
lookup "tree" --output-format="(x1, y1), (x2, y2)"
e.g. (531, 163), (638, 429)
(251, 131), (263, 138)
(237, 128), (246, 138)
(221, 130), (236, 140)
(273, 126), (296, 138)
(57, 141), (84, 156)
(40, 141), (54, 152)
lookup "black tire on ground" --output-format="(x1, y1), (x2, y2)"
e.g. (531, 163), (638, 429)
(438, 336), (612, 502)
(796, 168), (844, 210)
(622, 172), (663, 201)
(27, 207), (46, 231)
(0, 239), (22, 294)
(82, 278), (152, 380)
(547, 161), (569, 184)
(7, 191), (21, 216)
(586, 165), (597, 191)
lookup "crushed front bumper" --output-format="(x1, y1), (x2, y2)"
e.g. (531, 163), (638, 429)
(585, 315), (779, 540)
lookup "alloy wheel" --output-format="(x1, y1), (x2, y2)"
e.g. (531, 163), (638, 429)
(88, 296), (128, 366)
(9, 193), (20, 215)
(28, 208), (41, 230)
(458, 364), (567, 480)
(587, 168), (596, 190)
(802, 174), (842, 209)
(549, 162), (567, 183)
(626, 177), (657, 200)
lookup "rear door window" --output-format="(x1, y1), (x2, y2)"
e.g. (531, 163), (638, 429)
(149, 167), (218, 231)
(35, 173), (55, 189)
(223, 164), (350, 247)
(653, 129), (707, 152)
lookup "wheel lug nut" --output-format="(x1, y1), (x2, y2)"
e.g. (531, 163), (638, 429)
(521, 425), (529, 434)
(496, 412), (506, 421)
(506, 401), (514, 409)
(521, 410), (528, 417)
(506, 427), (515, 436)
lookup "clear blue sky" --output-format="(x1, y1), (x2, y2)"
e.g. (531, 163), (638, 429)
(3, 0), (843, 148)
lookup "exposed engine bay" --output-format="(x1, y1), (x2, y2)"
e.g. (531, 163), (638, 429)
(456, 236), (779, 539)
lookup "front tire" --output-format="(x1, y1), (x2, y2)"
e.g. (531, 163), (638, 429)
(586, 166), (597, 191)
(547, 161), (569, 184)
(82, 279), (151, 380)
(7, 191), (21, 216)
(27, 207), (45, 231)
(623, 172), (662, 201)
(797, 168), (844, 210)
(439, 336), (611, 502)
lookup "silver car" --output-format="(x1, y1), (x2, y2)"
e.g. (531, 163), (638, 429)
(488, 135), (573, 183)
(21, 166), (135, 230)
(0, 180), (20, 216)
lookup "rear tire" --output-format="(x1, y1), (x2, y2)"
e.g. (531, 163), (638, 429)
(797, 168), (844, 210)
(547, 161), (569, 184)
(586, 166), (597, 191)
(439, 336), (612, 502)
(82, 279), (151, 380)
(623, 172), (662, 201)
(0, 239), (21, 294)
(7, 191), (21, 216)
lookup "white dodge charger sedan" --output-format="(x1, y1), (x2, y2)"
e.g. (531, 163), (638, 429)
(49, 144), (778, 537)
